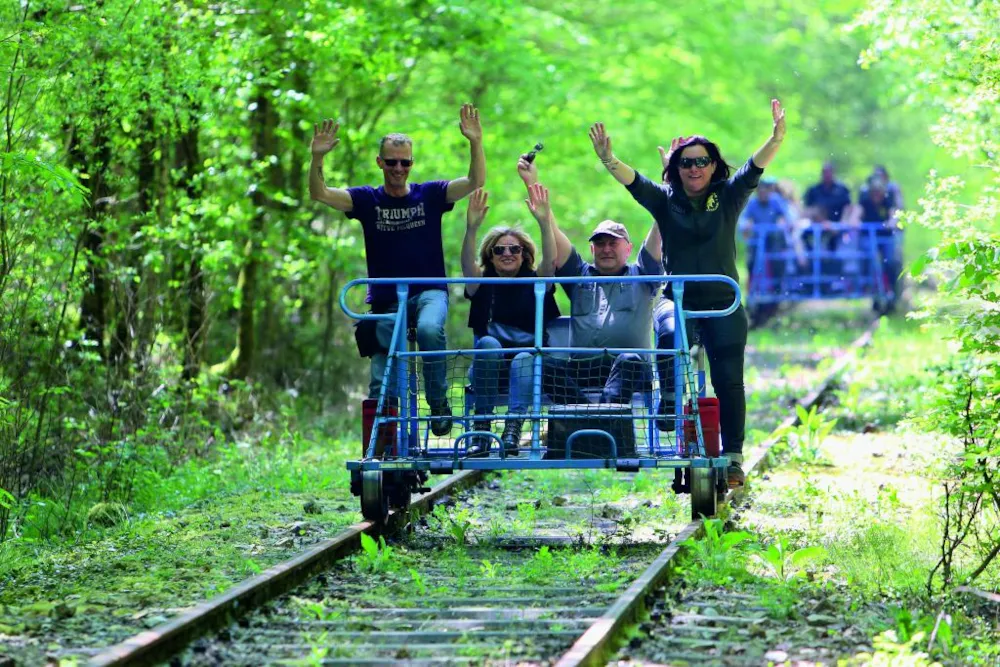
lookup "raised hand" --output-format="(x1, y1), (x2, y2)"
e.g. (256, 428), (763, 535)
(771, 99), (786, 142)
(459, 103), (482, 143)
(312, 119), (340, 156)
(525, 183), (551, 224)
(466, 188), (489, 230)
(517, 154), (538, 187)
(657, 136), (691, 170)
(589, 122), (613, 162)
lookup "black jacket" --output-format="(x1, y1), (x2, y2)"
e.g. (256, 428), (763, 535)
(626, 157), (763, 308)
(464, 264), (560, 342)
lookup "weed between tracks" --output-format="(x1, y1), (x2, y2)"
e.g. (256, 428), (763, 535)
(0, 412), (361, 664)
(181, 539), (651, 665)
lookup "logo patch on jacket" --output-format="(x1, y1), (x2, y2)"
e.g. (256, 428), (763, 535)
(706, 193), (720, 212)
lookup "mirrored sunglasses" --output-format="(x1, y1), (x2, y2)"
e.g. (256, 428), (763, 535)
(679, 156), (713, 169)
(492, 245), (523, 257)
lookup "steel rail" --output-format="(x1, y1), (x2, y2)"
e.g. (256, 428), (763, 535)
(88, 471), (484, 667)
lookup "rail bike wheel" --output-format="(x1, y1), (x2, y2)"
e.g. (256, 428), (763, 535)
(361, 470), (389, 524)
(690, 466), (719, 520)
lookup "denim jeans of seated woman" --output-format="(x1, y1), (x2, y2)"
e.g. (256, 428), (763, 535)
(469, 336), (537, 415)
(470, 336), (570, 414)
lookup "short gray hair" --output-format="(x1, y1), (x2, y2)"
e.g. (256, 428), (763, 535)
(379, 133), (413, 153)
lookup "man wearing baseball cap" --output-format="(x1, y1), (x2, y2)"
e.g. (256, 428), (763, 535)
(517, 155), (663, 405)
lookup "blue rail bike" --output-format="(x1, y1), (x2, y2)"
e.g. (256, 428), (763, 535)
(339, 275), (744, 524)
(745, 221), (902, 317)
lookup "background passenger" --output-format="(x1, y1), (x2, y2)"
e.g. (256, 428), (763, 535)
(803, 161), (854, 253)
(857, 174), (903, 312)
(739, 177), (794, 318)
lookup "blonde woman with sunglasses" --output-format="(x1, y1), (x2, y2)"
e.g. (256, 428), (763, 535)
(460, 183), (559, 457)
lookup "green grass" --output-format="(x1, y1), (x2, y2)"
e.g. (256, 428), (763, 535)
(3, 304), (962, 664)
(727, 313), (999, 666)
(0, 411), (363, 661)
(826, 316), (955, 430)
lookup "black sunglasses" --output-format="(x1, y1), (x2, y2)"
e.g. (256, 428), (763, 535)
(382, 158), (413, 167)
(679, 156), (713, 169)
(492, 244), (523, 257)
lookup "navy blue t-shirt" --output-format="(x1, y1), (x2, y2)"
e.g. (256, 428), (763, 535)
(347, 180), (455, 304)
(858, 187), (898, 225)
(804, 181), (852, 222)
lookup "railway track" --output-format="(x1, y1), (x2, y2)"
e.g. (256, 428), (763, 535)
(87, 321), (878, 667)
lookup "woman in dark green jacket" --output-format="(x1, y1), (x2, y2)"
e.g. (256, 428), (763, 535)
(589, 99), (787, 488)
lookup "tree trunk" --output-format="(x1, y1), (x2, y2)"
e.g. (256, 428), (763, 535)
(231, 239), (258, 380)
(316, 267), (339, 400)
(178, 117), (206, 381)
(225, 88), (282, 380)
(134, 132), (171, 368)
(110, 110), (155, 368)
(71, 119), (112, 358)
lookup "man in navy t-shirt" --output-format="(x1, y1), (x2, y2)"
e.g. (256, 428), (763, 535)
(804, 161), (854, 252)
(804, 162), (853, 223)
(309, 105), (486, 435)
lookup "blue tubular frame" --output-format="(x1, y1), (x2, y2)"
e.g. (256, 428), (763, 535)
(340, 274), (740, 472)
(532, 282), (545, 455)
(746, 221), (898, 305)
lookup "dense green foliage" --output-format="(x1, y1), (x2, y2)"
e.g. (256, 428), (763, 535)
(853, 0), (1000, 595)
(0, 0), (992, 581)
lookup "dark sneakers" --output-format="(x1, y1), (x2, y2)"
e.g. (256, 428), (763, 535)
(429, 401), (453, 437)
(501, 419), (523, 456)
(656, 415), (676, 432)
(727, 463), (745, 488)
(727, 453), (745, 489)
(466, 419), (492, 458)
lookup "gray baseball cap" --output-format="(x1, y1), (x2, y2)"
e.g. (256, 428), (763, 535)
(588, 220), (631, 242)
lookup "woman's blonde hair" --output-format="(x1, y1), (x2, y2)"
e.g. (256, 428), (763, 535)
(478, 226), (537, 272)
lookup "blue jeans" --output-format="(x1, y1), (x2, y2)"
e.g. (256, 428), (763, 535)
(469, 337), (540, 414)
(654, 300), (747, 455)
(469, 336), (505, 415)
(471, 340), (652, 411)
(369, 289), (449, 406)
